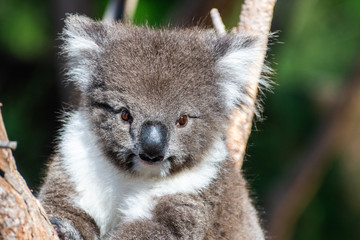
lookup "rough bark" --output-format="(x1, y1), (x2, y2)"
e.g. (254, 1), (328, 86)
(0, 104), (59, 239)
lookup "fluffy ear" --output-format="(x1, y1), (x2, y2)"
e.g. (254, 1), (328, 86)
(214, 34), (270, 117)
(61, 14), (110, 91)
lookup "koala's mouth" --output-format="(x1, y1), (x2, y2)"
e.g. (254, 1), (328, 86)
(127, 152), (164, 165)
(127, 153), (174, 178)
(138, 154), (164, 164)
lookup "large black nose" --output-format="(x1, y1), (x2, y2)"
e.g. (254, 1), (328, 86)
(139, 122), (168, 162)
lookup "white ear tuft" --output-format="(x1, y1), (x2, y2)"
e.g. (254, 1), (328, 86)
(61, 14), (106, 91)
(215, 35), (271, 117)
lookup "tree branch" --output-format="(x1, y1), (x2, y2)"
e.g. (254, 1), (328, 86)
(211, 0), (276, 169)
(210, 8), (226, 37)
(0, 104), (59, 239)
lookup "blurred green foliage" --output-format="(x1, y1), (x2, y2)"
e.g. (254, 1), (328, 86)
(0, 0), (51, 60)
(0, 0), (359, 239)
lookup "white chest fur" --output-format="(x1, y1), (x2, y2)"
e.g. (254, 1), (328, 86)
(60, 111), (227, 236)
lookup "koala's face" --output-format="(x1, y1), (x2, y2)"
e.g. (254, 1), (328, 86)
(62, 15), (263, 178)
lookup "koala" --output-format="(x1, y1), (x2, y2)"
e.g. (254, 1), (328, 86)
(38, 14), (267, 240)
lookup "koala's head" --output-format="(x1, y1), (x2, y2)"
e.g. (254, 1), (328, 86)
(62, 15), (265, 178)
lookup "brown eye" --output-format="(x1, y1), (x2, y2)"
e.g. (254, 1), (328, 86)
(121, 109), (132, 122)
(176, 115), (188, 127)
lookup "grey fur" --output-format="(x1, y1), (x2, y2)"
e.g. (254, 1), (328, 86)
(50, 219), (85, 240)
(38, 14), (266, 240)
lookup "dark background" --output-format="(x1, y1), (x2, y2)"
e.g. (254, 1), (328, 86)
(1, 0), (360, 239)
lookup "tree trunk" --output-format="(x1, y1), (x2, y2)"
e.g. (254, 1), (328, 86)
(0, 104), (59, 239)
(227, 0), (277, 169)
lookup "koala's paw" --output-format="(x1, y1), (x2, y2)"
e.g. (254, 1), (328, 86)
(50, 219), (83, 240)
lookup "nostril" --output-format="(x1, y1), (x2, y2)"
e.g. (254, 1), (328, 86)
(139, 154), (149, 161)
(139, 154), (164, 163)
